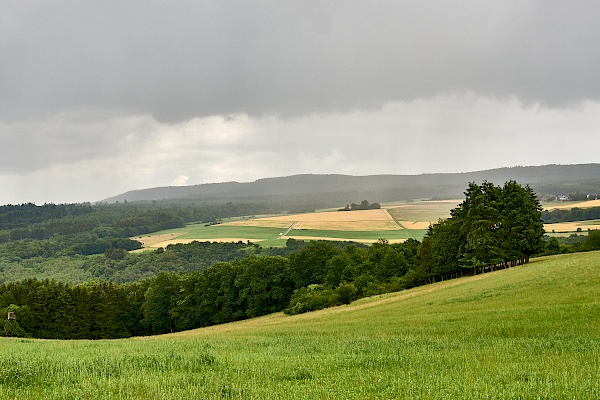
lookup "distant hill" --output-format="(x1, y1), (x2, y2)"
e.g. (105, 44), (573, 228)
(100, 164), (600, 207)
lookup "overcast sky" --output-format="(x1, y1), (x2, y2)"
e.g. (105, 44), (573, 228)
(2, 1), (599, 204)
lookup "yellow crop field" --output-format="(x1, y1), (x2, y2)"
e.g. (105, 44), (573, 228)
(546, 199), (600, 210)
(224, 209), (401, 231)
(135, 233), (186, 247)
(544, 221), (600, 232)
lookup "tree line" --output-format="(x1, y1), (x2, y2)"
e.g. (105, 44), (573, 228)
(0, 239), (418, 338)
(339, 200), (381, 211)
(3, 181), (600, 339)
(542, 206), (600, 224)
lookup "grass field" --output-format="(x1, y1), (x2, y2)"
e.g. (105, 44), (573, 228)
(133, 224), (287, 248)
(385, 200), (459, 223)
(2, 251), (600, 399)
(286, 228), (427, 243)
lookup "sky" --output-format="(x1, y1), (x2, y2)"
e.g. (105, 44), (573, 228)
(1, 1), (600, 205)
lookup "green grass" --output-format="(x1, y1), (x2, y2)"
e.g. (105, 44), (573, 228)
(386, 201), (458, 223)
(288, 228), (427, 241)
(153, 224), (284, 239)
(142, 224), (289, 247)
(3, 251), (600, 398)
(140, 224), (427, 246)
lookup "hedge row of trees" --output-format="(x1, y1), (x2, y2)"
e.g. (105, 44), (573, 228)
(542, 206), (600, 223)
(339, 200), (382, 211)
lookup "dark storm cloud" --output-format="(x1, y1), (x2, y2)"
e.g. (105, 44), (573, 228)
(2, 1), (599, 123)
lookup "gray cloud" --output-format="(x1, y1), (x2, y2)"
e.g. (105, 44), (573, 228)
(2, 1), (600, 204)
(0, 96), (599, 205)
(2, 1), (600, 123)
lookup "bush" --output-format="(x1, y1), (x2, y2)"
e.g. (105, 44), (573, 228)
(334, 283), (358, 305)
(284, 284), (338, 315)
(585, 230), (600, 251)
(401, 268), (428, 289)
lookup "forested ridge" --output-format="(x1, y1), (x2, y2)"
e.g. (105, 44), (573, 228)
(102, 164), (600, 204)
(2, 181), (600, 339)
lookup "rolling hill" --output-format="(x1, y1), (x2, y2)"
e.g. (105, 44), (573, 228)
(101, 163), (600, 206)
(3, 251), (599, 398)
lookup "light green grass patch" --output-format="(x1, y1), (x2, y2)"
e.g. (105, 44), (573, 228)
(386, 201), (458, 223)
(287, 228), (427, 241)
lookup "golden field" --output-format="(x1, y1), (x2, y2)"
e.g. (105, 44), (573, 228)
(544, 221), (600, 233)
(545, 199), (600, 210)
(224, 208), (401, 231)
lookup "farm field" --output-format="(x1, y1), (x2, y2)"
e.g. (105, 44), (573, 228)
(2, 251), (600, 399)
(133, 224), (286, 248)
(542, 200), (600, 236)
(544, 199), (600, 210)
(134, 201), (458, 249)
(384, 199), (459, 225)
(133, 198), (600, 247)
(544, 219), (600, 235)
(285, 228), (426, 243)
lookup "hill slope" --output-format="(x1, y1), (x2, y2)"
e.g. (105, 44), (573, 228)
(3, 251), (600, 399)
(101, 163), (600, 205)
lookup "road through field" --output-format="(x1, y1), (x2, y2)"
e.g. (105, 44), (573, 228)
(280, 222), (296, 239)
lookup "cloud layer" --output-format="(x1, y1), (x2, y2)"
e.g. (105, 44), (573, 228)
(1, 1), (599, 203)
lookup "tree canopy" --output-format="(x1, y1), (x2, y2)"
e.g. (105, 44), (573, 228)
(419, 180), (545, 279)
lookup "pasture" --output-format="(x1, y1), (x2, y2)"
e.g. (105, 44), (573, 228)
(384, 199), (459, 225)
(2, 251), (600, 399)
(133, 224), (286, 248)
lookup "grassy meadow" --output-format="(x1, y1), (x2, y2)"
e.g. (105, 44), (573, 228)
(285, 228), (426, 243)
(2, 250), (600, 399)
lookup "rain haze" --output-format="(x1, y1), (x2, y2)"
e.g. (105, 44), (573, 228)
(1, 1), (599, 204)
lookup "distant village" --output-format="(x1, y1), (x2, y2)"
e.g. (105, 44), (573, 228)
(542, 192), (599, 203)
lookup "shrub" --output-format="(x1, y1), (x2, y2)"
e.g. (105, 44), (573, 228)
(284, 284), (338, 315)
(334, 282), (358, 305)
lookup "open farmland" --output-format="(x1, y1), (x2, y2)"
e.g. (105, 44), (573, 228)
(226, 208), (400, 231)
(544, 220), (600, 235)
(542, 199), (600, 235)
(2, 251), (600, 399)
(133, 201), (460, 249)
